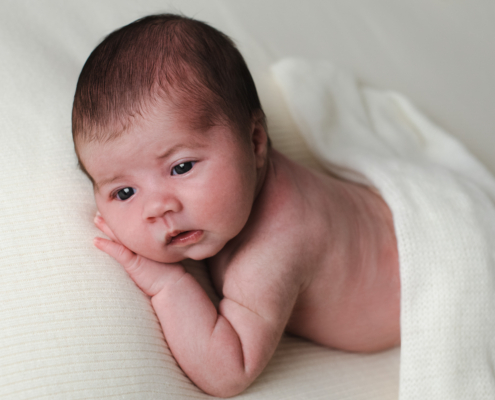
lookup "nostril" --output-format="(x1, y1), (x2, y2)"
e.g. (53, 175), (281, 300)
(143, 196), (182, 220)
(143, 201), (165, 220)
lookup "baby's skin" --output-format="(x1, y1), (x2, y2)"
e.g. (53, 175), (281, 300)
(78, 99), (400, 398)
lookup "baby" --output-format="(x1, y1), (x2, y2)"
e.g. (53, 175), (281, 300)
(72, 14), (400, 398)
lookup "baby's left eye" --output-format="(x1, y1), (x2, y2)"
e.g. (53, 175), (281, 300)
(172, 161), (196, 176)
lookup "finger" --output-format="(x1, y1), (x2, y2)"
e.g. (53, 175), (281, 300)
(94, 236), (137, 268)
(94, 215), (121, 244)
(94, 237), (182, 296)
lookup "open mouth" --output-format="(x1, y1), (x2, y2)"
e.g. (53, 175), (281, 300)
(167, 230), (203, 246)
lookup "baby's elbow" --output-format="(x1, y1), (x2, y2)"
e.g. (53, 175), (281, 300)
(197, 370), (254, 398)
(203, 378), (251, 398)
(206, 385), (246, 398)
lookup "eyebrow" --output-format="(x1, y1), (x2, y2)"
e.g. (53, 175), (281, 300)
(94, 141), (206, 192)
(94, 175), (125, 192)
(157, 143), (195, 160)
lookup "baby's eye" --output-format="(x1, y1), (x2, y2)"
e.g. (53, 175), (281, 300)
(172, 161), (196, 176)
(115, 187), (135, 201)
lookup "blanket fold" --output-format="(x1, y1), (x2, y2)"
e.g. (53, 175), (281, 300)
(272, 58), (495, 400)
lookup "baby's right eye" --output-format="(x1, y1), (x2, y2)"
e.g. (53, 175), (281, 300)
(115, 187), (135, 201)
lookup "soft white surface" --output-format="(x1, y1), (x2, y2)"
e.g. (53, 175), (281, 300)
(273, 58), (495, 399)
(1, 0), (493, 399)
(221, 0), (495, 174)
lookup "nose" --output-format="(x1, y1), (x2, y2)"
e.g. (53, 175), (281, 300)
(142, 191), (182, 220)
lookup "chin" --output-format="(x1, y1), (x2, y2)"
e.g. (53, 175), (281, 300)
(186, 243), (224, 261)
(146, 250), (211, 264)
(140, 249), (187, 264)
(139, 241), (225, 264)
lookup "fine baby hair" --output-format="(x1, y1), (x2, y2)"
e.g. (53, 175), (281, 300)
(72, 13), (267, 176)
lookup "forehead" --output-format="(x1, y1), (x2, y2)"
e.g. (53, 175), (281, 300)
(78, 119), (205, 169)
(76, 106), (243, 188)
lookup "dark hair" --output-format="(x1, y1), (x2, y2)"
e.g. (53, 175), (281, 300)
(72, 13), (267, 149)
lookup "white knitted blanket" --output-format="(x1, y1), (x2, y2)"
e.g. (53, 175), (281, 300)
(272, 59), (495, 400)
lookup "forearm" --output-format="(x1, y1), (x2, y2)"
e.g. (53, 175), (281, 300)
(152, 273), (270, 397)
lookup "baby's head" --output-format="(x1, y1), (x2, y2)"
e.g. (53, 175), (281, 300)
(73, 14), (270, 263)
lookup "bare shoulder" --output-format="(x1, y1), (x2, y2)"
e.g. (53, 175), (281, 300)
(208, 149), (326, 310)
(208, 148), (401, 352)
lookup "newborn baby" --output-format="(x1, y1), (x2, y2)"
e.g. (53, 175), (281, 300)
(72, 14), (400, 398)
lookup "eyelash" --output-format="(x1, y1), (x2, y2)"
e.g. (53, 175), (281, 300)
(171, 161), (196, 176)
(111, 187), (135, 201)
(110, 161), (197, 200)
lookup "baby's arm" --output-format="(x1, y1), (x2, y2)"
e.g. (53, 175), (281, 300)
(94, 236), (298, 398)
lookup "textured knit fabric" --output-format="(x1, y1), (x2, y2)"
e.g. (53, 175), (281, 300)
(272, 58), (495, 400)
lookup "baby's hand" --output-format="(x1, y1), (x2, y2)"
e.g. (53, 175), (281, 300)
(93, 214), (185, 297)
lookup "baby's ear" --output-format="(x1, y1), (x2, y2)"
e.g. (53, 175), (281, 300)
(250, 110), (269, 169)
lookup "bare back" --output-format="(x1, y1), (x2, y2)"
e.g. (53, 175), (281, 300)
(209, 148), (401, 353)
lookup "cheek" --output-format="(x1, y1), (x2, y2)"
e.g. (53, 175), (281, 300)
(100, 204), (157, 255)
(194, 163), (256, 234)
(95, 199), (139, 242)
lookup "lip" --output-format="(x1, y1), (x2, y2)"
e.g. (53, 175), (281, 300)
(166, 230), (203, 246)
